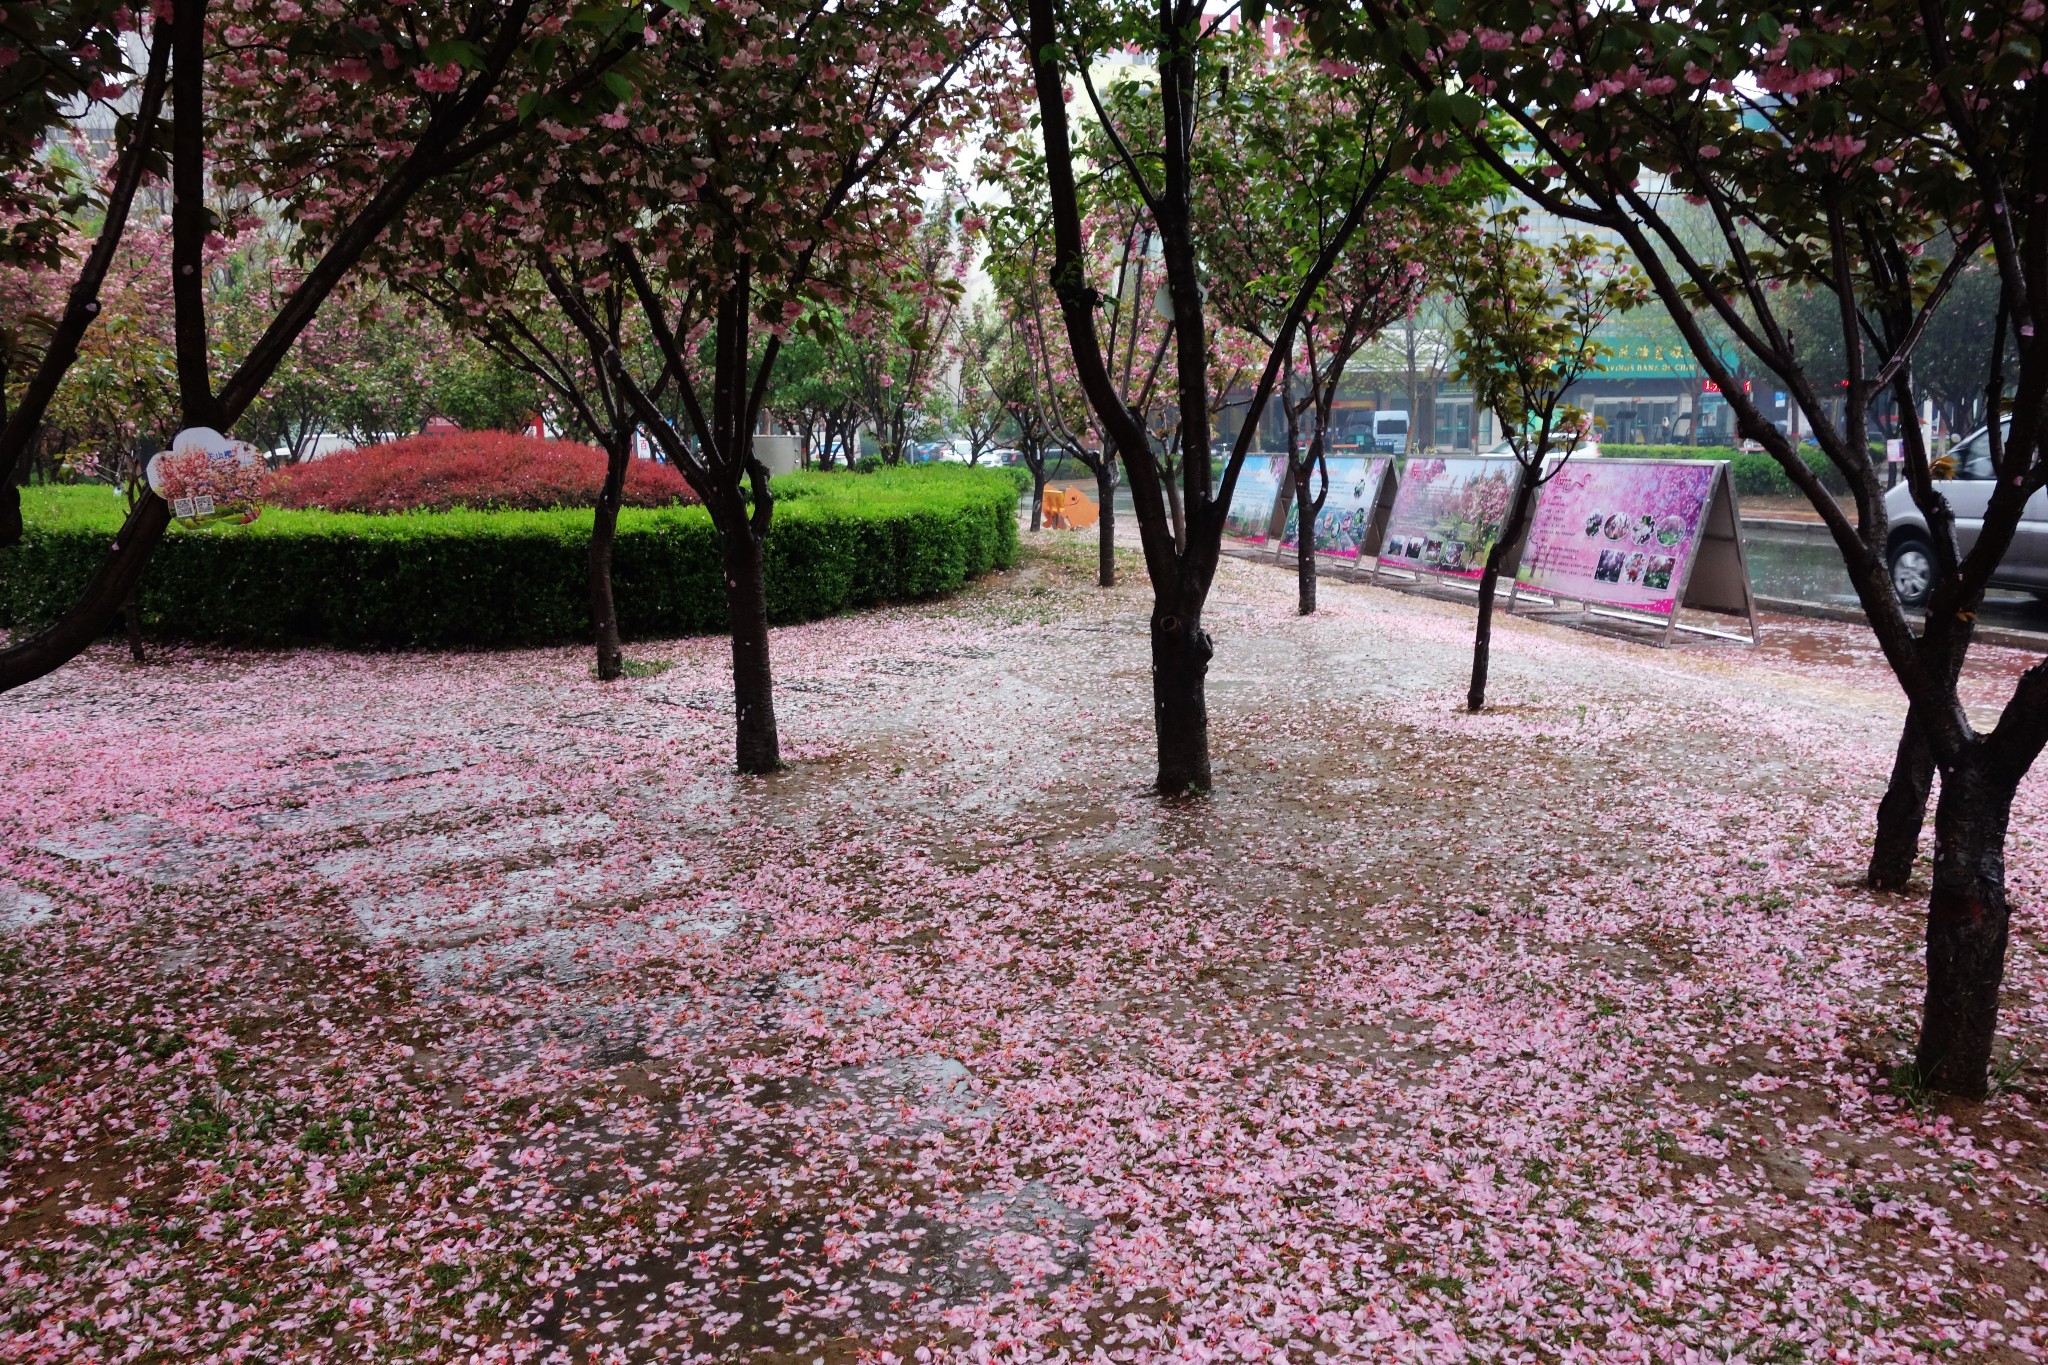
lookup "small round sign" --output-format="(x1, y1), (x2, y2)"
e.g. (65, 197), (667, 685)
(146, 428), (266, 527)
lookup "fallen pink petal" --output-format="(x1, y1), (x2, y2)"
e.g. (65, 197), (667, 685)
(3, 543), (2043, 1362)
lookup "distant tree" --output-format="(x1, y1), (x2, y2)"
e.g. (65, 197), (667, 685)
(1914, 260), (2013, 439)
(980, 296), (1059, 527)
(954, 300), (1014, 467)
(768, 320), (863, 468)
(854, 200), (971, 465)
(405, 268), (668, 681)
(983, 205), (1157, 587)
(1447, 215), (1644, 710)
(1198, 45), (1484, 613)
(430, 347), (543, 435)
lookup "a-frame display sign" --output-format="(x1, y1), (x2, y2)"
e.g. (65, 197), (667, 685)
(1508, 457), (1758, 645)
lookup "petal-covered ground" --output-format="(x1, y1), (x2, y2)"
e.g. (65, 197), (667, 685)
(3, 533), (2047, 1363)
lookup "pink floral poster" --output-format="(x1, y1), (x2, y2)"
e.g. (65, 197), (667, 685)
(1516, 458), (1720, 614)
(1375, 457), (1519, 581)
(1278, 456), (1389, 562)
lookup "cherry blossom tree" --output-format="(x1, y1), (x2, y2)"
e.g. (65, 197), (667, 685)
(978, 288), (1063, 527)
(766, 315), (864, 468)
(952, 299), (1015, 467)
(0, 3), (168, 547)
(1196, 45), (1478, 614)
(984, 204), (1151, 586)
(1447, 215), (1645, 710)
(382, 0), (1001, 771)
(406, 268), (665, 680)
(854, 197), (972, 465)
(1321, 0), (2045, 1095)
(0, 0), (651, 693)
(1015, 2), (1425, 791)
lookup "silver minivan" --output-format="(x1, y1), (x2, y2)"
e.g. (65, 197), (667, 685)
(1886, 421), (2037, 606)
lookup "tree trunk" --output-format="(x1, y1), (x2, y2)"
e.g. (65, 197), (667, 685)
(0, 495), (170, 693)
(1095, 460), (1116, 588)
(1869, 711), (1935, 890)
(1468, 471), (1537, 712)
(1029, 465), (1046, 531)
(1915, 754), (2017, 1099)
(1151, 600), (1213, 795)
(1164, 461), (1186, 551)
(1293, 464), (1318, 616)
(588, 443), (629, 681)
(719, 523), (781, 773)
(121, 585), (145, 665)
(1282, 358), (1315, 615)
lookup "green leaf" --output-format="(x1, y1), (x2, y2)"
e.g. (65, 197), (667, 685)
(1243, 0), (1265, 26)
(422, 39), (486, 69)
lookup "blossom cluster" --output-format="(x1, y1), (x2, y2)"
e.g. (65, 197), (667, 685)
(270, 431), (699, 514)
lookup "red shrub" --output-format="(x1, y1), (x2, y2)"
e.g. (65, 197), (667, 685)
(271, 431), (699, 514)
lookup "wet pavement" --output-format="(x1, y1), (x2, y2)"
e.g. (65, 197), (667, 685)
(1742, 521), (2048, 635)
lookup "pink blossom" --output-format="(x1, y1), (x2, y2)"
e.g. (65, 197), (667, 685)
(411, 61), (461, 94)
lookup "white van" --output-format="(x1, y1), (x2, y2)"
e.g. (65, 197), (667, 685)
(1373, 410), (1410, 452)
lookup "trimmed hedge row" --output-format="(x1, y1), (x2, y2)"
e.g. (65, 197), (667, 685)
(1, 466), (1023, 647)
(1596, 443), (1867, 499)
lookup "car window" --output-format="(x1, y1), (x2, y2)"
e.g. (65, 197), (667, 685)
(1955, 433), (1994, 480)
(1947, 421), (2013, 480)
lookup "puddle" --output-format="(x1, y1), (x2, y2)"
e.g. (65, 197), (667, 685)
(348, 853), (699, 945)
(0, 881), (54, 932)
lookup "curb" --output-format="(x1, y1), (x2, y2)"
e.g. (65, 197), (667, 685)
(1753, 593), (2048, 652)
(1741, 516), (1836, 541)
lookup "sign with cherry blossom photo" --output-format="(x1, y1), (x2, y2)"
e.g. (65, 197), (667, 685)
(1222, 454), (1287, 544)
(1515, 458), (1719, 614)
(146, 427), (267, 528)
(1375, 457), (1519, 581)
(1278, 456), (1391, 562)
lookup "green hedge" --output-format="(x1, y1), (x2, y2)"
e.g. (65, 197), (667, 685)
(1, 465), (1020, 647)
(1596, 443), (1874, 499)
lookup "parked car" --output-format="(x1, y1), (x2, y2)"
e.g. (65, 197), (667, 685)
(1885, 421), (2028, 607)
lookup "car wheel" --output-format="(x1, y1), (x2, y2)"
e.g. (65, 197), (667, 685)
(1889, 536), (1934, 608)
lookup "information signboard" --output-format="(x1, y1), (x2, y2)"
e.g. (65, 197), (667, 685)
(1512, 457), (1756, 645)
(1374, 456), (1521, 582)
(1278, 456), (1392, 566)
(1222, 454), (1287, 544)
(144, 426), (266, 528)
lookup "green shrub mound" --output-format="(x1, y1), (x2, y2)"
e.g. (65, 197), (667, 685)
(1, 466), (1022, 648)
(1595, 443), (1867, 499)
